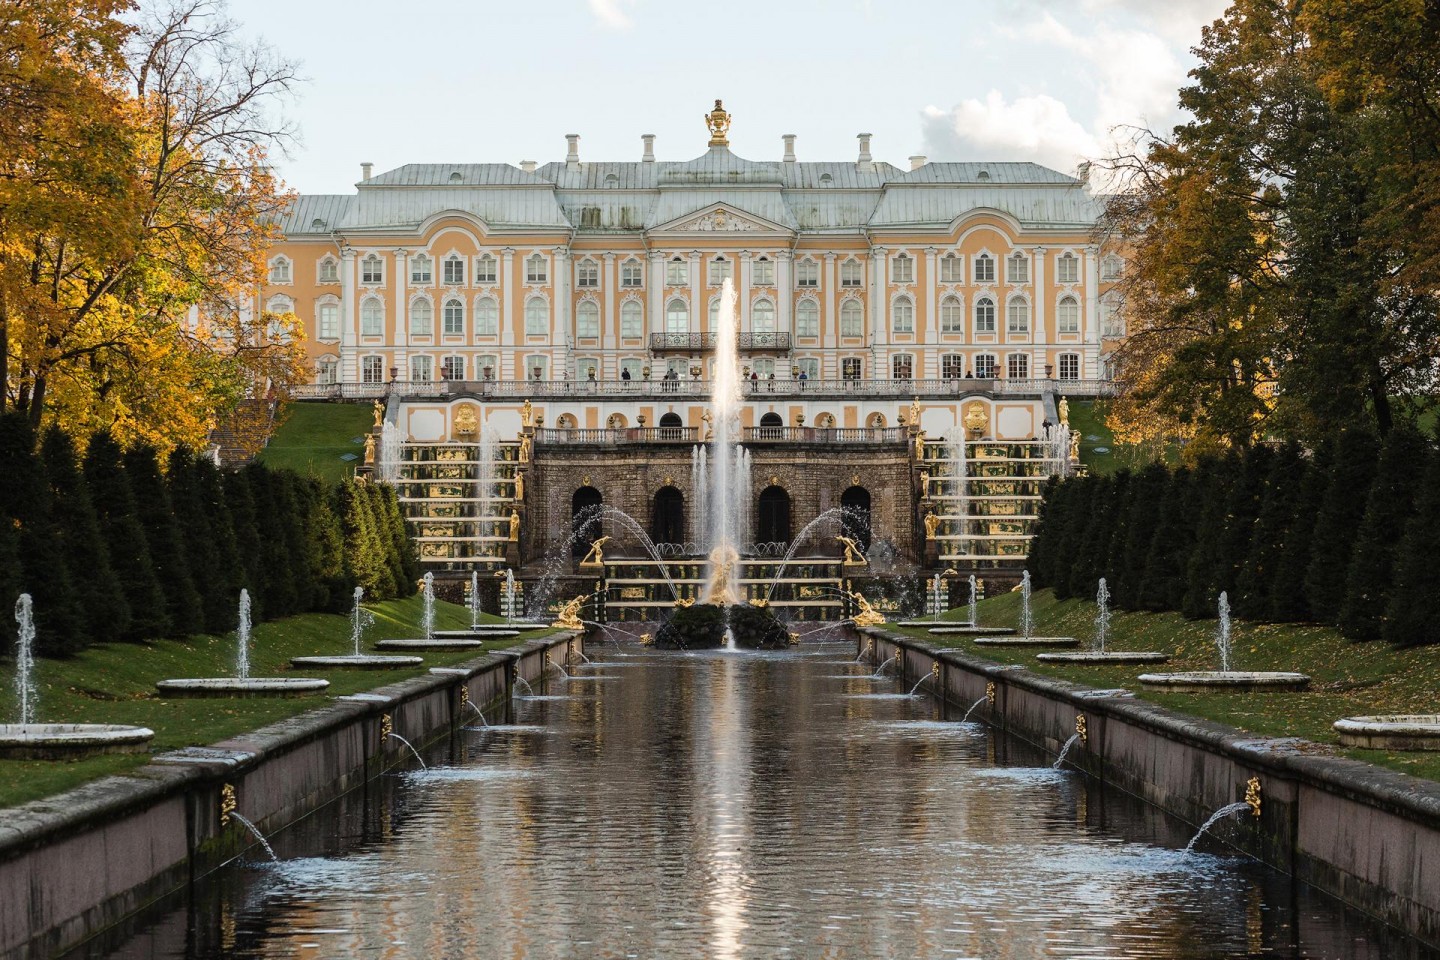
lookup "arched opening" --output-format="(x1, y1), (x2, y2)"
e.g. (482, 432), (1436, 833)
(758, 411), (782, 439)
(652, 486), (685, 548)
(571, 486), (602, 558)
(756, 485), (791, 546)
(840, 486), (872, 552)
(658, 411), (683, 439)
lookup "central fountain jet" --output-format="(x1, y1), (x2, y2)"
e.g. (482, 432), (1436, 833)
(702, 277), (744, 606)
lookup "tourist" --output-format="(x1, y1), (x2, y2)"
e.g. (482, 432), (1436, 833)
(1042, 418), (1052, 438)
(620, 367), (631, 381)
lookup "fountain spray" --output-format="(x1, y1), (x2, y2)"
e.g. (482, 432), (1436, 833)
(703, 278), (743, 607)
(1216, 591), (1232, 672)
(421, 572), (436, 639)
(350, 586), (373, 657)
(14, 594), (36, 725)
(235, 590), (253, 681)
(1094, 578), (1111, 654)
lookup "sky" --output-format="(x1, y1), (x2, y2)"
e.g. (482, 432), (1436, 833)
(226, 0), (1232, 196)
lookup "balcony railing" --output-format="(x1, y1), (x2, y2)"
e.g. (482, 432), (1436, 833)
(535, 426), (700, 445)
(742, 426), (907, 444)
(289, 377), (1119, 403)
(531, 425), (904, 446)
(649, 333), (717, 352)
(737, 332), (791, 351)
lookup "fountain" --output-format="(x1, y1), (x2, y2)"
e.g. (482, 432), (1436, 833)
(157, 591), (330, 698)
(925, 574), (1016, 636)
(1038, 577), (1171, 665)
(470, 571), (482, 627)
(1332, 715), (1440, 750)
(1186, 779), (1262, 852)
(291, 587), (424, 670)
(381, 573), (491, 649)
(702, 278), (744, 610)
(0, 594), (156, 759)
(973, 571), (1078, 647)
(1052, 732), (1083, 769)
(1139, 592), (1310, 691)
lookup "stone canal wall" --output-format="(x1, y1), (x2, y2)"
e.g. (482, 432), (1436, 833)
(0, 631), (581, 960)
(863, 629), (1440, 950)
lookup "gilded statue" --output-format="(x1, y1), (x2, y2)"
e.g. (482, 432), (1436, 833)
(579, 535), (610, 569)
(963, 400), (989, 437)
(914, 431), (926, 461)
(518, 433), (531, 463)
(363, 433), (376, 464)
(521, 399), (533, 427)
(910, 396), (922, 426)
(513, 471), (525, 501)
(551, 595), (585, 630)
(836, 535), (867, 566)
(1069, 432), (1080, 461)
(508, 509), (520, 542)
(1058, 397), (1070, 426)
(924, 512), (941, 540)
(705, 99), (731, 147)
(849, 591), (885, 627)
(453, 403), (478, 437)
(919, 469), (930, 499)
(700, 409), (713, 441)
(372, 400), (384, 428)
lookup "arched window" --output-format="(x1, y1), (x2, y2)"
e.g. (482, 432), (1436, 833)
(410, 254), (432, 285)
(361, 298), (384, 336)
(571, 487), (602, 558)
(940, 254), (963, 283)
(652, 487), (685, 547)
(1056, 252), (1079, 284)
(442, 298), (464, 336)
(940, 296), (964, 333)
(840, 259), (862, 287)
(796, 299), (819, 338)
(756, 486), (791, 545)
(1007, 297), (1030, 335)
(576, 259), (599, 288)
(892, 296), (914, 333)
(708, 257), (731, 286)
(840, 486), (872, 552)
(317, 256), (339, 284)
(1101, 255), (1123, 280)
(604, 173), (620, 188)
(975, 297), (996, 334)
(890, 253), (913, 283)
(410, 298), (433, 337)
(752, 299), (775, 333)
(475, 254), (497, 285)
(758, 411), (783, 438)
(442, 254), (465, 285)
(317, 302), (339, 340)
(576, 300), (600, 338)
(525, 297), (548, 335)
(475, 297), (498, 335)
(268, 256), (291, 284)
(265, 294), (293, 315)
(525, 254), (547, 284)
(621, 258), (643, 288)
(361, 255), (383, 284)
(666, 257), (687, 286)
(620, 300), (643, 338)
(973, 253), (995, 284)
(658, 412), (683, 439)
(709, 297), (720, 327)
(840, 300), (863, 337)
(752, 256), (774, 285)
(1056, 296), (1080, 334)
(1006, 252), (1030, 284)
(666, 298), (689, 334)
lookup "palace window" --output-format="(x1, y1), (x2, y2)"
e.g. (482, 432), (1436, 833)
(942, 354), (965, 379)
(974, 253), (995, 284)
(796, 357), (820, 379)
(619, 357), (643, 380)
(410, 299), (433, 337)
(410, 254), (432, 285)
(752, 358), (775, 378)
(796, 299), (819, 338)
(796, 258), (818, 287)
(1058, 353), (1080, 380)
(525, 297), (548, 335)
(752, 299), (775, 333)
(577, 259), (599, 288)
(266, 294), (293, 316)
(475, 297), (498, 336)
(1056, 295), (1080, 334)
(525, 254), (547, 284)
(1007, 297), (1030, 335)
(892, 296), (914, 333)
(1006, 252), (1030, 284)
(317, 256), (339, 284)
(840, 259), (862, 287)
(620, 300), (643, 338)
(941, 254), (963, 283)
(410, 355), (434, 382)
(268, 256), (291, 284)
(840, 299), (863, 337)
(752, 257), (774, 285)
(1101, 293), (1125, 338)
(525, 355), (548, 380)
(361, 355), (384, 383)
(666, 257), (687, 285)
(576, 300), (600, 338)
(317, 302), (339, 340)
(441, 355), (465, 381)
(666, 298), (689, 334)
(317, 357), (337, 384)
(361, 299), (383, 336)
(476, 354), (498, 379)
(708, 257), (732, 286)
(1057, 252), (1079, 284)
(975, 296), (996, 334)
(442, 255), (465, 285)
(841, 357), (863, 380)
(621, 259), (643, 288)
(709, 298), (720, 327)
(1101, 254), (1123, 280)
(475, 254), (497, 285)
(891, 253), (914, 283)
(892, 354), (914, 379)
(974, 353), (998, 378)
(577, 357), (600, 380)
(1007, 354), (1030, 379)
(940, 296), (964, 334)
(443, 298), (465, 336)
(361, 255), (383, 285)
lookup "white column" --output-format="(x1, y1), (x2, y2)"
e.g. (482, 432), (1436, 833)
(649, 251), (665, 336)
(500, 248), (515, 380)
(777, 250), (793, 338)
(924, 247), (938, 374)
(1032, 245), (1046, 377)
(340, 248), (356, 382)
(823, 252), (838, 376)
(689, 250), (702, 332)
(871, 245), (887, 351)
(603, 253), (617, 365)
(1084, 244), (1101, 378)
(394, 249), (409, 359)
(554, 247), (571, 377)
(738, 250), (751, 331)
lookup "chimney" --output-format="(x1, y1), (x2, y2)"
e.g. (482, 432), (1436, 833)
(360, 161), (373, 181)
(642, 133), (656, 163)
(856, 133), (874, 173)
(782, 134), (797, 163)
(565, 133), (581, 169)
(519, 160), (537, 174)
(1076, 161), (1091, 184)
(909, 155), (927, 171)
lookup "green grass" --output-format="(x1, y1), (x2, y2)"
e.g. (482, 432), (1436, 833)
(0, 596), (555, 808)
(889, 588), (1440, 782)
(256, 401), (373, 483)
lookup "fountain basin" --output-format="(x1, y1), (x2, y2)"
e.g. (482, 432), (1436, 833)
(928, 626), (1015, 635)
(1137, 671), (1310, 693)
(289, 655), (424, 670)
(0, 723), (155, 760)
(973, 636), (1080, 648)
(376, 638), (485, 651)
(1038, 651), (1171, 664)
(1333, 715), (1440, 751)
(430, 629), (521, 639)
(155, 678), (330, 698)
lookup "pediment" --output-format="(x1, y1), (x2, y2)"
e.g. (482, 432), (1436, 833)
(649, 203), (792, 237)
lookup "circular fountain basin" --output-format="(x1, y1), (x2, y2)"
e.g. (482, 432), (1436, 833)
(376, 638), (485, 651)
(0, 723), (155, 760)
(1038, 651), (1171, 665)
(289, 655), (424, 670)
(927, 625), (1016, 635)
(1333, 715), (1440, 751)
(973, 636), (1079, 648)
(430, 629), (521, 640)
(1137, 671), (1310, 693)
(155, 677), (330, 698)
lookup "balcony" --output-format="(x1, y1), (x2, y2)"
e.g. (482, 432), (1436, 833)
(742, 426), (907, 444)
(535, 426), (700, 445)
(531, 426), (905, 446)
(646, 332), (792, 353)
(737, 332), (791, 352)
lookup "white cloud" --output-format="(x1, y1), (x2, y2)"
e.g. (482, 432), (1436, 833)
(587, 0), (635, 29)
(922, 92), (1099, 174)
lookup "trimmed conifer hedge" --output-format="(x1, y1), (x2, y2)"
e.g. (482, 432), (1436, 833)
(1026, 427), (1437, 647)
(0, 413), (417, 658)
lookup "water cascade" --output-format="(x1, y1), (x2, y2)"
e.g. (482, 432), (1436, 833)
(1185, 802), (1252, 852)
(228, 811), (279, 862)
(235, 589), (253, 681)
(13, 594), (36, 725)
(378, 418), (402, 484)
(1052, 732), (1082, 769)
(961, 695), (988, 723)
(384, 732), (429, 770)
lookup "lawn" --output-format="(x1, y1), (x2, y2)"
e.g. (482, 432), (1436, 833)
(1059, 398), (1175, 475)
(0, 595), (555, 808)
(889, 588), (1440, 782)
(255, 401), (373, 483)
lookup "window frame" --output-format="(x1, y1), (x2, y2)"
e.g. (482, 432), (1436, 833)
(1006, 353), (1030, 379)
(620, 258), (643, 288)
(974, 296), (996, 334)
(1006, 296), (1031, 336)
(620, 299), (643, 338)
(410, 254), (433, 285)
(940, 254), (963, 284)
(440, 355), (465, 381)
(474, 254), (497, 285)
(840, 299), (863, 337)
(410, 354), (434, 382)
(974, 353), (998, 379)
(708, 257), (732, 287)
(442, 254), (465, 286)
(841, 357), (863, 380)
(1056, 295), (1080, 334)
(892, 295), (914, 334)
(941, 354), (965, 379)
(316, 301), (340, 341)
(360, 298), (384, 336)
(1006, 252), (1030, 284)
(361, 254), (384, 285)
(1056, 252), (1079, 284)
(796, 258), (819, 287)
(1058, 353), (1081, 380)
(409, 298), (434, 338)
(475, 296), (498, 336)
(752, 257), (774, 286)
(524, 296), (549, 336)
(796, 298), (819, 338)
(575, 299), (601, 339)
(442, 298), (465, 336)
(666, 257), (687, 286)
(361, 355), (385, 384)
(940, 295), (964, 334)
(666, 297), (689, 334)
(751, 298), (776, 333)
(890, 252), (914, 284)
(973, 253), (995, 284)
(317, 256), (339, 284)
(525, 254), (548, 285)
(891, 354), (914, 379)
(840, 259), (863, 287)
(576, 258), (600, 288)
(268, 255), (292, 285)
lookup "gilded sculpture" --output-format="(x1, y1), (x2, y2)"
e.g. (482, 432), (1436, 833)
(507, 509), (520, 542)
(372, 400), (384, 428)
(836, 535), (867, 566)
(363, 433), (376, 464)
(705, 99), (731, 147)
(521, 399), (533, 427)
(579, 535), (610, 569)
(513, 471), (524, 501)
(849, 591), (885, 627)
(924, 512), (942, 540)
(1058, 397), (1070, 426)
(963, 400), (990, 437)
(552, 595), (585, 630)
(453, 403), (478, 437)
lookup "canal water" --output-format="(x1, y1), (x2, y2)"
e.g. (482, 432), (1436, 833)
(72, 644), (1433, 959)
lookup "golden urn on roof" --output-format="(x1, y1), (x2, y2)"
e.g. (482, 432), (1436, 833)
(706, 99), (731, 147)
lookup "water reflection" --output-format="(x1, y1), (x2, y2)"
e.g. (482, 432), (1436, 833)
(65, 645), (1434, 960)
